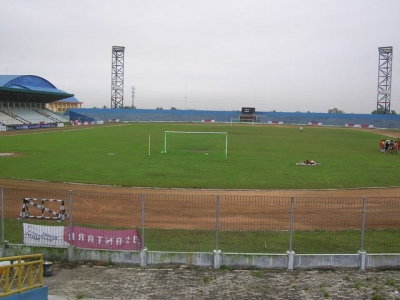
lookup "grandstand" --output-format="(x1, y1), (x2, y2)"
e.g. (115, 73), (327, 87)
(0, 75), (74, 126)
(65, 108), (400, 129)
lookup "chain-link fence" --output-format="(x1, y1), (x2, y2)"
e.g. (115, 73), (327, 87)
(1, 187), (399, 254)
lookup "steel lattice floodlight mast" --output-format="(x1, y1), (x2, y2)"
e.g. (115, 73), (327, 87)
(377, 46), (393, 114)
(111, 46), (125, 109)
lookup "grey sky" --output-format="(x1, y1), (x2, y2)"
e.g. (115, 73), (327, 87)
(2, 0), (399, 113)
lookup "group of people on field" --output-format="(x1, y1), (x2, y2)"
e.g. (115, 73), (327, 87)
(296, 159), (321, 166)
(380, 138), (400, 154)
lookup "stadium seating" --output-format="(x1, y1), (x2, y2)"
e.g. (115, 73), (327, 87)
(64, 108), (400, 129)
(2, 108), (65, 124)
(34, 108), (69, 123)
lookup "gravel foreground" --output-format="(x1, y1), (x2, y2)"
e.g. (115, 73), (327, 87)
(44, 263), (400, 300)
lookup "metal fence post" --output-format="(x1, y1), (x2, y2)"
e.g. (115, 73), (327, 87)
(360, 197), (366, 251)
(69, 190), (73, 240)
(141, 194), (145, 249)
(140, 195), (148, 267)
(1, 187), (4, 243)
(289, 196), (295, 252)
(358, 197), (367, 270)
(213, 195), (221, 269)
(216, 195), (220, 251)
(67, 189), (75, 263)
(286, 196), (296, 271)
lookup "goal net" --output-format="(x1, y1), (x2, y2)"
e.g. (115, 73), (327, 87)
(163, 131), (228, 158)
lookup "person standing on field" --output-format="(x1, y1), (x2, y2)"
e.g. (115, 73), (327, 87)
(300, 126), (303, 133)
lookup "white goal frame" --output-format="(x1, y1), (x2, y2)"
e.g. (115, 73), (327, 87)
(164, 131), (228, 158)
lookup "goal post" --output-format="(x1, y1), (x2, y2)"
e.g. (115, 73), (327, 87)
(163, 131), (228, 158)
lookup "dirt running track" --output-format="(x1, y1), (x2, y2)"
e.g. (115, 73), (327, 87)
(1, 180), (400, 231)
(1, 177), (400, 197)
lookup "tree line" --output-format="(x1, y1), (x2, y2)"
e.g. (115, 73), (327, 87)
(328, 107), (397, 115)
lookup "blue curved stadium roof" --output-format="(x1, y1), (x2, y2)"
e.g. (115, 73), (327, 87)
(0, 75), (79, 103)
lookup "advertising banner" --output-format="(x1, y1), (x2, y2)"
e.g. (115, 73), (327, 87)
(65, 226), (142, 250)
(15, 124), (52, 130)
(23, 224), (142, 251)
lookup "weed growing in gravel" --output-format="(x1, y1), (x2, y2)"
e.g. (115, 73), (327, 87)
(250, 270), (264, 278)
(321, 289), (330, 298)
(354, 280), (361, 289)
(372, 284), (383, 291)
(371, 293), (385, 300)
(202, 276), (212, 284)
(252, 284), (269, 294)
(319, 283), (330, 298)
(385, 277), (395, 286)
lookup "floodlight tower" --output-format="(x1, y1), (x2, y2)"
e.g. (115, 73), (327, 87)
(376, 46), (393, 114)
(111, 46), (125, 109)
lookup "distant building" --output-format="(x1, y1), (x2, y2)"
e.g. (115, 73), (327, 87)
(47, 98), (82, 113)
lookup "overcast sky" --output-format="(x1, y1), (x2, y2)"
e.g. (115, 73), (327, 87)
(2, 0), (399, 113)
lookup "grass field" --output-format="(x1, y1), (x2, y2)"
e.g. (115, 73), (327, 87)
(0, 123), (398, 189)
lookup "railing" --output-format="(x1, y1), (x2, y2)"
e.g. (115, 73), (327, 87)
(0, 254), (43, 297)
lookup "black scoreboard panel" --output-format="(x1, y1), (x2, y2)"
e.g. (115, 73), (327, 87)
(242, 107), (255, 114)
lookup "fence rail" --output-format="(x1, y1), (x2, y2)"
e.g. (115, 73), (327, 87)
(1, 187), (399, 254)
(0, 254), (43, 297)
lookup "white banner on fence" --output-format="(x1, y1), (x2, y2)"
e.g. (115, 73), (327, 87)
(23, 223), (69, 247)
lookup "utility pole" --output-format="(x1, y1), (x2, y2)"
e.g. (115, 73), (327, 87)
(131, 86), (135, 108)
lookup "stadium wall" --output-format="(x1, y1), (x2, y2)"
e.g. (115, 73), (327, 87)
(65, 108), (400, 129)
(2, 245), (399, 270)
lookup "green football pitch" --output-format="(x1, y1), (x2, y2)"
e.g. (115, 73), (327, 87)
(0, 123), (398, 189)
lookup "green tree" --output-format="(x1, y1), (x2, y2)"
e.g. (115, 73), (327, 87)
(328, 108), (345, 114)
(371, 108), (397, 114)
(371, 108), (385, 114)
